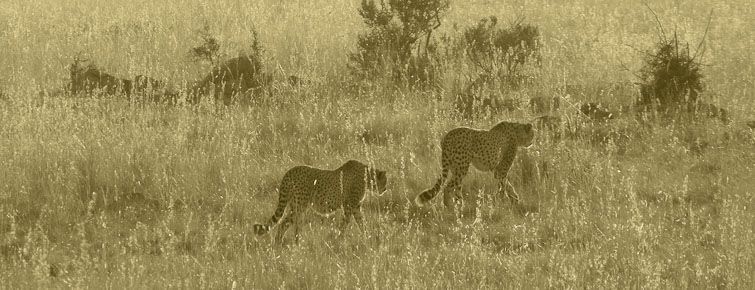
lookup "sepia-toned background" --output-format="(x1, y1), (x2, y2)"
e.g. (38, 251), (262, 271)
(0, 0), (753, 288)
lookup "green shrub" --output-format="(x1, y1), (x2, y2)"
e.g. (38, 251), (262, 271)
(637, 32), (704, 113)
(189, 23), (222, 66)
(635, 6), (708, 116)
(67, 56), (131, 97)
(449, 17), (541, 119)
(349, 0), (449, 89)
(458, 16), (541, 82)
(186, 27), (268, 105)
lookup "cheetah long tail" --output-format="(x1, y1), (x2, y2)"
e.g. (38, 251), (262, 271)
(415, 169), (449, 207)
(414, 191), (433, 207)
(253, 190), (289, 235)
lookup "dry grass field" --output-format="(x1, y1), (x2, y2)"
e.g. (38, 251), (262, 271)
(1, 0), (753, 288)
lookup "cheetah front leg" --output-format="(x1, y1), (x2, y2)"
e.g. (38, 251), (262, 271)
(350, 205), (365, 232)
(275, 206), (302, 245)
(274, 214), (292, 245)
(338, 204), (364, 238)
(494, 146), (519, 203)
(338, 209), (353, 238)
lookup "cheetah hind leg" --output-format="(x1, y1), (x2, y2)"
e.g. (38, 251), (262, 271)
(442, 167), (468, 208)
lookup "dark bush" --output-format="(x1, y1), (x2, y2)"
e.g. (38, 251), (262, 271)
(190, 24), (222, 65)
(451, 17), (541, 119)
(637, 33), (704, 113)
(452, 73), (526, 119)
(349, 0), (449, 88)
(132, 75), (165, 95)
(66, 57), (169, 102)
(67, 57), (131, 96)
(458, 16), (541, 82)
(186, 28), (268, 105)
(634, 5), (711, 116)
(187, 55), (270, 105)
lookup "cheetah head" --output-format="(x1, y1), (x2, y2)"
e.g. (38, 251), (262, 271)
(518, 123), (535, 147)
(493, 121), (536, 148)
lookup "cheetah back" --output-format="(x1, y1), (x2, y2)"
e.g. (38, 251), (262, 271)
(253, 160), (387, 241)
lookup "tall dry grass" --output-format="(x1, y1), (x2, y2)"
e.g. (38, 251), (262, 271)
(1, 0), (753, 288)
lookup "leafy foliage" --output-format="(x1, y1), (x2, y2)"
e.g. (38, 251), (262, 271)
(188, 29), (268, 105)
(349, 0), (449, 88)
(1, 1), (754, 288)
(185, 25), (268, 105)
(458, 16), (541, 78)
(190, 24), (221, 65)
(451, 17), (541, 118)
(638, 32), (704, 112)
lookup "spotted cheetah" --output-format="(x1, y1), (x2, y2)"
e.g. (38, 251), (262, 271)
(415, 121), (534, 208)
(253, 160), (388, 244)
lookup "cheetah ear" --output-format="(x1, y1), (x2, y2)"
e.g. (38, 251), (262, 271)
(377, 170), (386, 178)
(525, 123), (533, 130)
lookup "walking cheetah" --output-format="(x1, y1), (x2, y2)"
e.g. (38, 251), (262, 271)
(253, 160), (387, 244)
(415, 121), (534, 208)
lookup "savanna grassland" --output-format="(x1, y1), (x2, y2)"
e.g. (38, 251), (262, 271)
(1, 0), (754, 288)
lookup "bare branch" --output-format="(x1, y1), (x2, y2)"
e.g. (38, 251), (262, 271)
(623, 43), (662, 61)
(617, 56), (644, 80)
(643, 3), (667, 44)
(692, 9), (714, 62)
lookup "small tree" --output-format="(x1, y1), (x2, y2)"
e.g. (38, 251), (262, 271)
(190, 23), (221, 66)
(637, 32), (704, 113)
(458, 16), (541, 81)
(349, 0), (450, 88)
(630, 5), (712, 118)
(451, 17), (541, 119)
(186, 27), (268, 105)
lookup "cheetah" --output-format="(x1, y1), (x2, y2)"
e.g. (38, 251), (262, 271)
(253, 160), (387, 244)
(415, 121), (534, 208)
